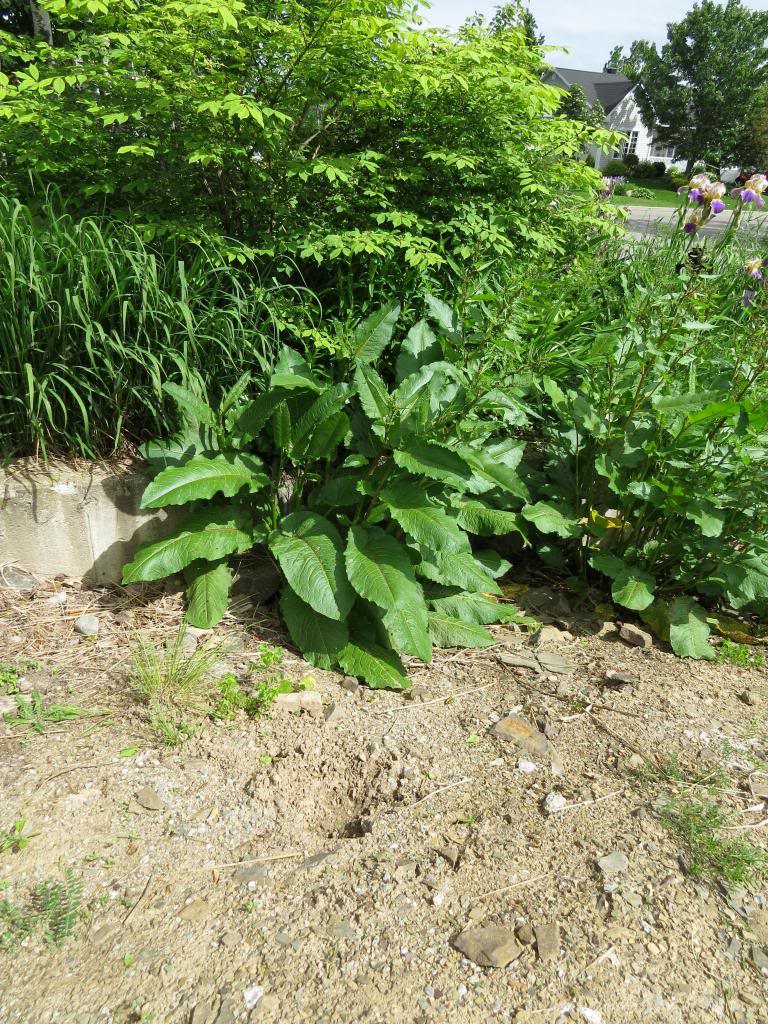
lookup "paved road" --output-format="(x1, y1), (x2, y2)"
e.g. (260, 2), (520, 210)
(624, 204), (768, 240)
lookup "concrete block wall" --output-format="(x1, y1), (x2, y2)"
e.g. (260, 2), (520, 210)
(0, 460), (178, 584)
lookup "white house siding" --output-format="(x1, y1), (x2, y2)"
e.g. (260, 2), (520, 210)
(598, 92), (683, 171)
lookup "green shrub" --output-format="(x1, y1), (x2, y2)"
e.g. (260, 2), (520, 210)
(626, 186), (655, 199)
(635, 161), (656, 178)
(623, 153), (640, 168)
(122, 298), (533, 688)
(523, 240), (768, 659)
(653, 161), (668, 177)
(602, 158), (629, 177)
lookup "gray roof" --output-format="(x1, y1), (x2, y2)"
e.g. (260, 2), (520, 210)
(549, 67), (634, 114)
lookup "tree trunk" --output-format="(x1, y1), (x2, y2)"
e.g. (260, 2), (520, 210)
(30, 2), (53, 45)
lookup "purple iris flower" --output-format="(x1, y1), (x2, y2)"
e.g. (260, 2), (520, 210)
(757, 195), (766, 209)
(684, 221), (698, 235)
(688, 188), (704, 204)
(710, 199), (725, 214)
(749, 268), (763, 280)
(741, 188), (759, 204)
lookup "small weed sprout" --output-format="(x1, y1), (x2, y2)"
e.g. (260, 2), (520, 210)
(0, 820), (35, 856)
(5, 691), (87, 734)
(717, 639), (765, 670)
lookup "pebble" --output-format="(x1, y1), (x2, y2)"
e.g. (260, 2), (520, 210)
(17, 669), (53, 694)
(598, 849), (629, 875)
(220, 930), (242, 948)
(0, 565), (37, 591)
(232, 864), (268, 887)
(0, 695), (16, 716)
(243, 985), (265, 1011)
(604, 670), (637, 687)
(543, 792), (567, 814)
(74, 614), (100, 637)
(619, 624), (652, 649)
(135, 786), (164, 811)
(407, 682), (429, 701)
(536, 651), (575, 675)
(516, 922), (535, 945)
(436, 844), (460, 869)
(498, 653), (540, 671)
(490, 715), (549, 758)
(90, 922), (121, 947)
(274, 691), (323, 716)
(340, 676), (360, 694)
(452, 926), (522, 968)
(535, 921), (560, 962)
(534, 625), (567, 647)
(323, 702), (344, 725)
(739, 690), (757, 707)
(179, 898), (211, 923)
(191, 997), (220, 1024)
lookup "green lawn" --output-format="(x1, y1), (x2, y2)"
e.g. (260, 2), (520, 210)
(609, 179), (736, 210)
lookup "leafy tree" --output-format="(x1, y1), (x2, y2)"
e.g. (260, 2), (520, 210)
(611, 0), (768, 173)
(0, 0), (615, 291)
(558, 84), (606, 130)
(490, 2), (543, 46)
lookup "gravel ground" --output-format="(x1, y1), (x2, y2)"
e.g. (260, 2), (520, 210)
(0, 577), (766, 1024)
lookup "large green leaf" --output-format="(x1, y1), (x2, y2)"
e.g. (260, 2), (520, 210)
(429, 590), (521, 625)
(338, 640), (409, 689)
(428, 612), (494, 649)
(416, 548), (501, 595)
(612, 568), (656, 611)
(393, 440), (472, 489)
(141, 453), (268, 508)
(396, 320), (442, 382)
(233, 390), (284, 441)
(162, 382), (215, 427)
(349, 302), (401, 363)
(280, 586), (349, 670)
(304, 412), (349, 462)
(521, 501), (579, 539)
(345, 526), (424, 609)
(382, 602), (432, 662)
(684, 500), (725, 538)
(269, 512), (354, 621)
(669, 596), (715, 660)
(270, 346), (322, 392)
(458, 441), (528, 499)
(590, 552), (628, 580)
(184, 559), (233, 628)
(382, 480), (467, 552)
(291, 384), (350, 459)
(425, 293), (458, 335)
(714, 555), (768, 610)
(455, 501), (525, 538)
(354, 363), (392, 422)
(123, 508), (254, 583)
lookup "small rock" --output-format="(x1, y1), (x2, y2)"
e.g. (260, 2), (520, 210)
(232, 864), (268, 887)
(516, 922), (535, 945)
(498, 653), (540, 671)
(299, 691), (322, 717)
(327, 919), (355, 941)
(173, 629), (198, 656)
(297, 851), (335, 871)
(436, 844), (460, 869)
(597, 621), (619, 638)
(191, 997), (221, 1024)
(243, 985), (264, 1012)
(747, 908), (768, 946)
(323, 702), (344, 725)
(739, 690), (757, 707)
(340, 676), (360, 694)
(543, 792), (567, 815)
(535, 921), (560, 962)
(90, 922), (121, 947)
(179, 899), (211, 923)
(214, 997), (236, 1024)
(406, 682), (429, 702)
(17, 669), (53, 694)
(0, 565), (37, 591)
(536, 651), (575, 675)
(619, 624), (652, 649)
(452, 926), (522, 968)
(220, 930), (242, 948)
(517, 759), (538, 774)
(135, 786), (164, 812)
(534, 625), (566, 647)
(598, 849), (629, 875)
(74, 614), (99, 637)
(752, 945), (768, 973)
(490, 715), (549, 758)
(0, 695), (17, 717)
(604, 670), (637, 687)
(578, 1010), (603, 1024)
(626, 753), (645, 771)
(274, 692), (302, 713)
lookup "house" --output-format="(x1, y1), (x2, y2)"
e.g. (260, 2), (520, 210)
(545, 65), (682, 171)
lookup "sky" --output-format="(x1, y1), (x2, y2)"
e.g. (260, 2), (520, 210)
(420, 0), (768, 71)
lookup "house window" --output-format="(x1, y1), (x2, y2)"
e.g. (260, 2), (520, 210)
(651, 141), (676, 159)
(621, 131), (639, 156)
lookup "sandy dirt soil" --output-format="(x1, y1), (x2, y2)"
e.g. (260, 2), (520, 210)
(0, 576), (766, 1024)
